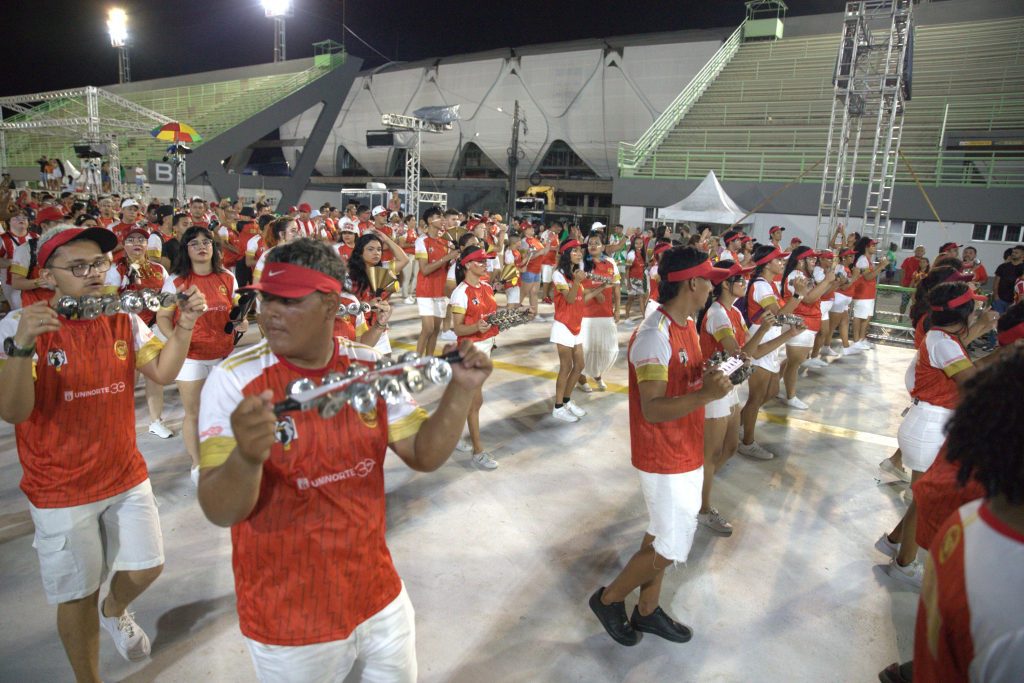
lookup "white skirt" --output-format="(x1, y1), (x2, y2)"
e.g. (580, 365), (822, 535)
(897, 400), (953, 472)
(581, 316), (618, 378)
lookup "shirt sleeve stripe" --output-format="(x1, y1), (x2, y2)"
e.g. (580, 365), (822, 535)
(136, 338), (165, 368)
(943, 358), (973, 378)
(199, 436), (238, 469)
(712, 328), (735, 342)
(635, 364), (669, 382)
(388, 407), (429, 444)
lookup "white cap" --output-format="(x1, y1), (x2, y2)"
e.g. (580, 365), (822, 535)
(121, 198), (139, 209)
(339, 217), (359, 234)
(310, 209), (322, 218)
(371, 205), (387, 217)
(591, 221), (606, 230)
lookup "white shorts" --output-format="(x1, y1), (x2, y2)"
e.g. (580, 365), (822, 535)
(374, 331), (392, 356)
(748, 323), (783, 373)
(473, 337), (495, 357)
(505, 285), (521, 306)
(549, 320), (583, 347)
(541, 264), (555, 283)
(416, 296), (447, 318)
(637, 467), (704, 563)
(246, 583), (416, 683)
(819, 300), (833, 317)
(852, 298), (875, 320)
(897, 400), (953, 472)
(29, 479), (164, 604)
(705, 387), (740, 419)
(176, 357), (221, 382)
(786, 328), (817, 348)
(831, 293), (852, 315)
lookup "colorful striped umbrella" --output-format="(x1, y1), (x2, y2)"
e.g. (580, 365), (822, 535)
(151, 122), (202, 144)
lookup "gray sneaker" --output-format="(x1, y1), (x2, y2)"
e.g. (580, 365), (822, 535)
(472, 452), (498, 470)
(737, 441), (775, 460)
(697, 508), (733, 536)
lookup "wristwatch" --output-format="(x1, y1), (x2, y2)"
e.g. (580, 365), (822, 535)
(3, 337), (34, 358)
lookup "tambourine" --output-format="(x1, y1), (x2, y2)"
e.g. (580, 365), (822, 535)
(485, 307), (533, 331)
(774, 313), (805, 328)
(338, 301), (383, 316)
(704, 351), (753, 385)
(55, 290), (185, 319)
(273, 350), (461, 418)
(585, 273), (615, 285)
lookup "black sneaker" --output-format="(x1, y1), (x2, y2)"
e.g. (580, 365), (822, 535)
(630, 605), (692, 643)
(589, 587), (642, 646)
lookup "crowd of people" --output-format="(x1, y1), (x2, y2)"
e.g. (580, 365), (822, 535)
(0, 183), (1022, 682)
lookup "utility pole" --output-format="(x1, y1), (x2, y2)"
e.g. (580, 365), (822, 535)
(506, 100), (524, 222)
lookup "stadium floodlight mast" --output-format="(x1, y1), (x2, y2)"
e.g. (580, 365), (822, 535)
(107, 7), (131, 83)
(262, 0), (293, 62)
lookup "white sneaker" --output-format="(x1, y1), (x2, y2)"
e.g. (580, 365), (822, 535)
(403, 296), (415, 304)
(578, 381), (593, 393)
(698, 508), (733, 536)
(784, 396), (809, 410)
(565, 400), (587, 417)
(803, 357), (828, 369)
(776, 389), (788, 401)
(820, 346), (838, 358)
(472, 451), (499, 470)
(887, 558), (923, 590)
(455, 437), (473, 453)
(879, 457), (911, 483)
(855, 339), (875, 350)
(100, 608), (151, 662)
(595, 379), (608, 391)
(552, 405), (579, 423)
(190, 466), (200, 486)
(841, 345), (862, 356)
(148, 420), (173, 439)
(439, 330), (457, 342)
(875, 533), (899, 557)
(737, 441), (774, 460)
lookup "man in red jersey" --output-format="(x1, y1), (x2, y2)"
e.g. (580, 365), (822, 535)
(590, 246), (732, 647)
(197, 238), (491, 681)
(0, 225), (207, 682)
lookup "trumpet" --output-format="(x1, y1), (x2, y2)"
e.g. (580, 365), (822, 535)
(338, 301), (384, 316)
(704, 351), (753, 385)
(55, 289), (185, 320)
(585, 272), (615, 285)
(485, 307), (533, 331)
(274, 350), (461, 418)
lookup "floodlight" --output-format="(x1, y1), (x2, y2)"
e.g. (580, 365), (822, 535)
(262, 0), (293, 18)
(108, 8), (128, 48)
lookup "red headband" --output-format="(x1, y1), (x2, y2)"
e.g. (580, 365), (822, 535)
(242, 262), (342, 298)
(652, 243), (672, 257)
(840, 249), (855, 258)
(997, 321), (1024, 346)
(665, 259), (735, 285)
(818, 250), (835, 259)
(724, 233), (744, 244)
(754, 247), (788, 266)
(930, 289), (985, 311)
(795, 250), (818, 261)
(460, 250), (489, 266)
(559, 239), (582, 254)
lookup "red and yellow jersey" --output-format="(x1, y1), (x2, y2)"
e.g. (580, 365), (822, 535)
(700, 301), (748, 358)
(375, 225), (394, 262)
(582, 258), (620, 319)
(911, 329), (971, 409)
(0, 309), (163, 508)
(114, 257), (171, 327)
(783, 270), (821, 332)
(10, 239), (49, 308)
(524, 237), (545, 274)
(0, 232), (30, 286)
(109, 221), (145, 245)
(746, 277), (783, 325)
(198, 338), (428, 645)
(414, 235), (449, 299)
(401, 226), (418, 255)
(647, 264), (660, 303)
(552, 269), (585, 335)
(163, 270), (237, 360)
(333, 292), (369, 342)
(913, 499), (1024, 683)
(627, 250), (645, 280)
(854, 255), (877, 300)
(542, 230), (560, 266)
(627, 309), (704, 474)
(450, 280), (498, 343)
(216, 224), (242, 268)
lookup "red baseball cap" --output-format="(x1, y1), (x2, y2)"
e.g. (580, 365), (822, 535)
(297, 203), (312, 213)
(38, 227), (118, 267)
(123, 226), (150, 241)
(940, 242), (961, 252)
(35, 206), (66, 225)
(242, 262), (342, 298)
(769, 225), (785, 235)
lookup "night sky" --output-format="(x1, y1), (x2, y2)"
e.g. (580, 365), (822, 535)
(4, 0), (844, 97)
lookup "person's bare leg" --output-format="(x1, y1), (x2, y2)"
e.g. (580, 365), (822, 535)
(102, 566), (163, 619)
(426, 315), (443, 355)
(467, 388), (484, 453)
(602, 534), (671, 608)
(554, 345), (574, 403)
(564, 346), (586, 401)
(416, 316), (435, 356)
(741, 369), (771, 446)
(721, 408), (741, 465)
(783, 346), (810, 399)
(57, 591), (102, 683)
(144, 377), (164, 424)
(175, 379), (205, 468)
(700, 417), (728, 512)
(636, 534), (667, 616)
(894, 470), (924, 566)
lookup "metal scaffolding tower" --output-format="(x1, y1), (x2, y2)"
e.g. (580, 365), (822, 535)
(816, 0), (913, 249)
(380, 113), (452, 221)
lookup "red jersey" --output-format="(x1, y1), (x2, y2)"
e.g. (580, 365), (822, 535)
(524, 237), (544, 274)
(335, 242), (355, 262)
(582, 258), (620, 318)
(746, 277), (783, 325)
(1, 232), (30, 285)
(114, 257), (170, 327)
(542, 230), (560, 267)
(0, 310), (163, 508)
(552, 269), (585, 335)
(783, 271), (821, 332)
(374, 225), (394, 262)
(627, 250), (645, 280)
(414, 235), (449, 298)
(97, 216), (117, 229)
(901, 256), (922, 287)
(333, 292), (368, 342)
(164, 270), (237, 360)
(700, 301), (747, 358)
(913, 500), (1024, 682)
(960, 260), (987, 284)
(627, 309), (704, 474)
(9, 238), (46, 307)
(912, 329), (971, 409)
(912, 445), (985, 551)
(450, 280), (498, 343)
(401, 227), (417, 255)
(109, 221), (144, 245)
(198, 338), (429, 645)
(854, 255), (877, 300)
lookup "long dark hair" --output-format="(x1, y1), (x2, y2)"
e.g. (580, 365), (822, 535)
(348, 233), (383, 295)
(926, 282), (975, 334)
(782, 246), (814, 287)
(909, 265), (959, 328)
(853, 236), (873, 263)
(171, 226), (222, 277)
(697, 258), (737, 332)
(750, 244), (777, 282)
(627, 235), (644, 267)
(455, 246), (484, 285)
(557, 238), (579, 282)
(583, 232), (606, 273)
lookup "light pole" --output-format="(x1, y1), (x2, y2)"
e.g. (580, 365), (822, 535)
(262, 0), (292, 62)
(107, 8), (131, 83)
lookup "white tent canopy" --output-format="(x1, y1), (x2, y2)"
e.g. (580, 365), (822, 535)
(656, 170), (749, 225)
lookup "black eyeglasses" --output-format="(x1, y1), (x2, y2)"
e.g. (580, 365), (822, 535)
(49, 257), (112, 278)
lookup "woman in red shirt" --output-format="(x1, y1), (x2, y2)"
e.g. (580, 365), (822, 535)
(623, 234), (646, 324)
(520, 223), (549, 318)
(334, 224), (358, 263)
(157, 226), (241, 484)
(577, 232), (620, 393)
(779, 247), (835, 410)
(414, 208), (459, 357)
(398, 213), (419, 302)
(347, 233), (404, 356)
(850, 237), (889, 350)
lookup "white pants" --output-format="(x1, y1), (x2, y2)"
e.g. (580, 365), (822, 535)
(246, 584), (416, 683)
(581, 316), (618, 378)
(897, 400), (953, 472)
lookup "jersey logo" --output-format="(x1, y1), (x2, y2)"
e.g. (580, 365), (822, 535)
(219, 284), (228, 296)
(114, 340), (129, 360)
(938, 522), (962, 565)
(358, 407), (379, 429)
(275, 416), (297, 450)
(47, 349), (68, 371)
(677, 349), (689, 365)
